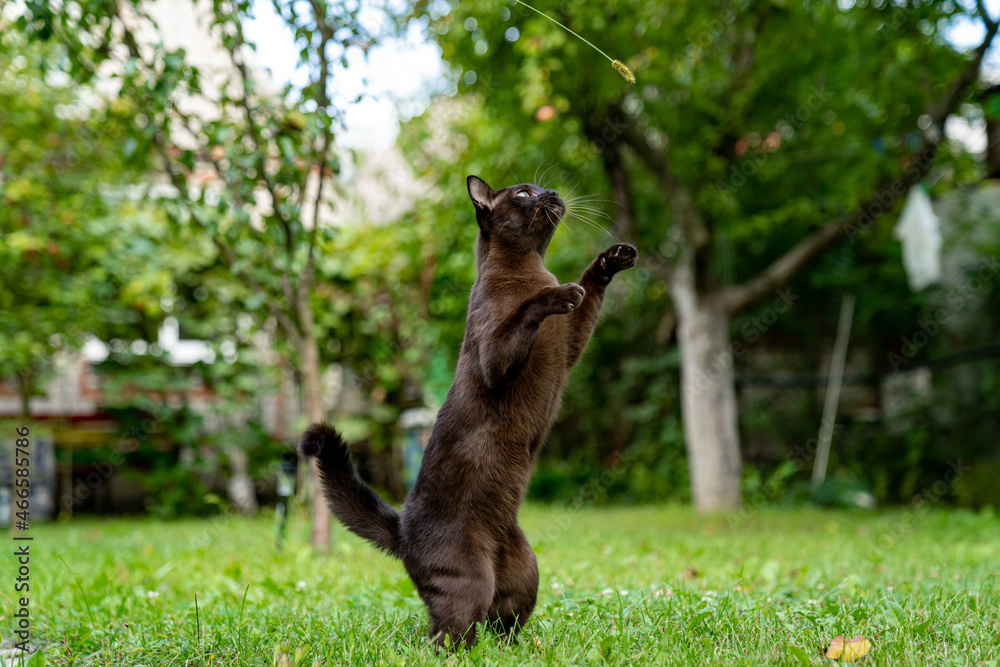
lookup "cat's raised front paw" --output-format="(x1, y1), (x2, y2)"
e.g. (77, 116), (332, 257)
(598, 243), (638, 275)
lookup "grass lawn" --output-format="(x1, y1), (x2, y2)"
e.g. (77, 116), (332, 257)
(2, 506), (999, 665)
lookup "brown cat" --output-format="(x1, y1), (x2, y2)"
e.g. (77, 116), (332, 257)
(299, 175), (637, 648)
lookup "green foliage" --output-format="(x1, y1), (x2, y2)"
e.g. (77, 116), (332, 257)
(102, 404), (218, 519)
(14, 0), (431, 502)
(431, 0), (970, 242)
(17, 0), (398, 411)
(0, 28), (159, 410)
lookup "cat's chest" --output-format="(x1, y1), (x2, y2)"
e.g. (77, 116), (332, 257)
(472, 274), (556, 317)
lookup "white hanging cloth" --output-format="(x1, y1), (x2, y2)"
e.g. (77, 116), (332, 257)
(893, 186), (942, 292)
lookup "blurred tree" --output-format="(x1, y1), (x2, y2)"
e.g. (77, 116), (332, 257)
(425, 0), (999, 510)
(18, 0), (398, 546)
(1, 24), (284, 518)
(0, 28), (166, 416)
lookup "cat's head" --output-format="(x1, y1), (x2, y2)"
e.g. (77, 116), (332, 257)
(467, 175), (565, 254)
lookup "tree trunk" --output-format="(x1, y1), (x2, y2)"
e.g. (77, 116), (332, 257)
(297, 289), (331, 549)
(18, 372), (32, 419)
(670, 263), (743, 512)
(225, 445), (258, 515)
(986, 112), (1000, 179)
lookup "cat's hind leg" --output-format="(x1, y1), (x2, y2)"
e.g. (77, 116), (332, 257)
(486, 529), (539, 639)
(422, 565), (495, 649)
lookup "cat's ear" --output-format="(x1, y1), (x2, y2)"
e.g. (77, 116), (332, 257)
(467, 175), (497, 211)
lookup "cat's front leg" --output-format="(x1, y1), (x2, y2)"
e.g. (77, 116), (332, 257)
(528, 283), (587, 317)
(479, 284), (585, 388)
(566, 243), (638, 366)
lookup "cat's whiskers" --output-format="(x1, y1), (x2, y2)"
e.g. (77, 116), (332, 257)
(564, 209), (606, 227)
(563, 210), (619, 241)
(537, 162), (559, 190)
(507, 166), (522, 186)
(560, 213), (594, 237)
(528, 206), (541, 228)
(566, 215), (614, 240)
(545, 207), (570, 235)
(564, 195), (622, 207)
(566, 207), (616, 230)
(533, 159), (549, 186)
(564, 193), (613, 200)
(568, 204), (615, 222)
(559, 178), (586, 201)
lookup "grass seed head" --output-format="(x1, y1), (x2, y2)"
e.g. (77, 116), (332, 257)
(612, 59), (636, 84)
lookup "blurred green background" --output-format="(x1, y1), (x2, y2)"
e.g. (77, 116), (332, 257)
(2, 0), (999, 531)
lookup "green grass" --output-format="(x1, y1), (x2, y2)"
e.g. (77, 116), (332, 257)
(3, 506), (999, 665)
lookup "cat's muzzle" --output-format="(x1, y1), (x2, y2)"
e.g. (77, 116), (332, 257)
(538, 196), (566, 221)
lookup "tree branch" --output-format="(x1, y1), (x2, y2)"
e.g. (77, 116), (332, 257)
(149, 132), (301, 344)
(619, 115), (710, 253)
(214, 8), (307, 329)
(212, 237), (302, 347)
(85, 3), (312, 352)
(146, 130), (301, 346)
(720, 15), (998, 315)
(304, 0), (335, 280)
(976, 0), (998, 32)
(582, 107), (636, 239)
(120, 13), (301, 350)
(712, 8), (770, 165)
(719, 211), (850, 315)
(171, 108), (298, 310)
(227, 12), (296, 261)
(927, 4), (999, 126)
(600, 139), (636, 239)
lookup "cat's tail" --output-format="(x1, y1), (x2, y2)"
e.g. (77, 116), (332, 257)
(298, 423), (401, 557)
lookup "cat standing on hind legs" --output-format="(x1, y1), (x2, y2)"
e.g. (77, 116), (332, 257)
(299, 174), (637, 649)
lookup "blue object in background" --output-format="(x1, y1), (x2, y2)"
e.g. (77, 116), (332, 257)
(399, 408), (437, 493)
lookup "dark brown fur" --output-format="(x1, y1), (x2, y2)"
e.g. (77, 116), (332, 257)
(299, 175), (637, 648)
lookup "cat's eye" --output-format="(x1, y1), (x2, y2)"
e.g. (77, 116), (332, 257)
(515, 190), (529, 197)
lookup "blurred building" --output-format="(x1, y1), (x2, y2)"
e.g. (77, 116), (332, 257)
(0, 318), (300, 519)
